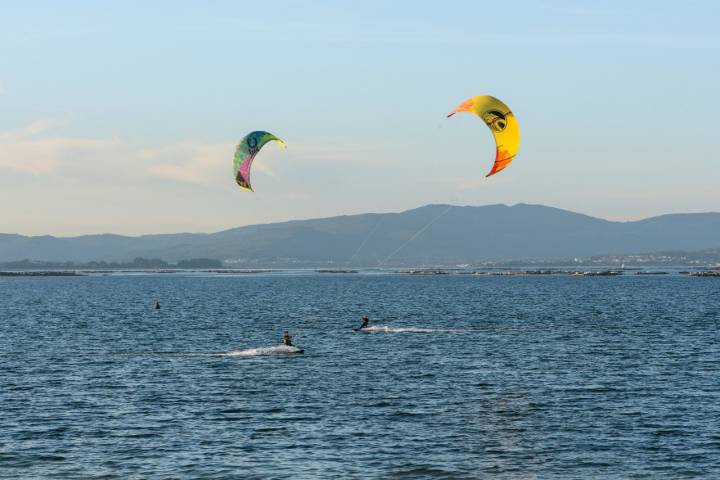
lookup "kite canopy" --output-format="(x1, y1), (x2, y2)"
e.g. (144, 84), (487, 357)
(233, 131), (286, 192)
(447, 95), (520, 177)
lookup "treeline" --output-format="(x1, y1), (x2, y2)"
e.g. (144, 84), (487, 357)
(0, 257), (223, 270)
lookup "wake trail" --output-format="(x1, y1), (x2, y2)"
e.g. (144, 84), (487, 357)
(108, 345), (304, 357)
(221, 345), (304, 357)
(355, 325), (469, 334)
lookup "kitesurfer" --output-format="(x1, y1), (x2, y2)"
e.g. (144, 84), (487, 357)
(359, 316), (369, 329)
(154, 301), (161, 310)
(283, 331), (294, 347)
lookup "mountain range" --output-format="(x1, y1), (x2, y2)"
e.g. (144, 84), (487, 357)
(2, 204), (719, 266)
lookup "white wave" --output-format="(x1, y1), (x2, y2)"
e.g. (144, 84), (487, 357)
(355, 325), (471, 333)
(356, 326), (436, 333)
(223, 345), (304, 357)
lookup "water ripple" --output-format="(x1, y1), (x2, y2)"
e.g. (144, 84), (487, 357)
(1, 274), (720, 478)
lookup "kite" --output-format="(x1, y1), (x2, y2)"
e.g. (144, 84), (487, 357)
(447, 95), (520, 177)
(233, 131), (286, 191)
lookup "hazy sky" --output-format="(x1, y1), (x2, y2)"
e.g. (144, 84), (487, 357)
(1, 0), (718, 236)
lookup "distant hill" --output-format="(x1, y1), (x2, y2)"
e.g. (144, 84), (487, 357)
(1, 204), (719, 266)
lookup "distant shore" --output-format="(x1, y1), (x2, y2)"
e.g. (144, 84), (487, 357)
(1, 268), (718, 278)
(0, 271), (85, 277)
(401, 269), (719, 277)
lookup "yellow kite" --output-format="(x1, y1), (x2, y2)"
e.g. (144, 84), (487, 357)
(447, 95), (521, 177)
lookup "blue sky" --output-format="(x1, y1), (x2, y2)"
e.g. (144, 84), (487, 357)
(1, 1), (718, 235)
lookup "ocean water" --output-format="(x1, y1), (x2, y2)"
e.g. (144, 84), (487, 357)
(1, 273), (720, 479)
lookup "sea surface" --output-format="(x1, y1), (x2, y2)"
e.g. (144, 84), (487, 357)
(1, 273), (720, 479)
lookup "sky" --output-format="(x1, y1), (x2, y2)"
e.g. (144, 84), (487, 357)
(1, 0), (718, 236)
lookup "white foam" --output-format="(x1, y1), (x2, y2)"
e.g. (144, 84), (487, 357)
(357, 326), (436, 333)
(356, 325), (472, 333)
(223, 345), (303, 357)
